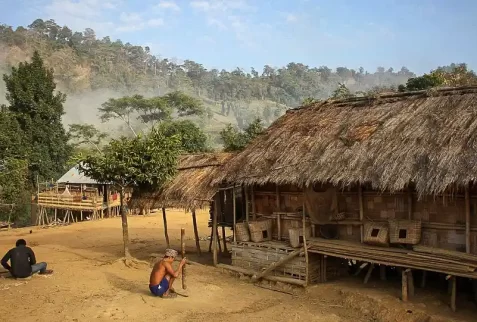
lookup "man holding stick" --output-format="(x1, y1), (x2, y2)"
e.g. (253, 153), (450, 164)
(149, 249), (186, 298)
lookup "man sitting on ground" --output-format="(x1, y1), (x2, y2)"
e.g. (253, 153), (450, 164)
(1, 239), (53, 278)
(149, 249), (186, 298)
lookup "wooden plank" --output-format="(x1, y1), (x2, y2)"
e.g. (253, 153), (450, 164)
(251, 248), (303, 282)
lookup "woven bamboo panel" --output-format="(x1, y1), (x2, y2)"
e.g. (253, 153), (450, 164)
(248, 219), (273, 243)
(389, 219), (422, 245)
(363, 222), (389, 246)
(235, 222), (250, 242)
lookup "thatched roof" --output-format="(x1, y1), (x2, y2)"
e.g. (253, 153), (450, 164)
(215, 86), (477, 196)
(132, 152), (234, 210)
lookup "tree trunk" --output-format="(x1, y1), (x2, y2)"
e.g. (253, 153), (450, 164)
(119, 187), (131, 258)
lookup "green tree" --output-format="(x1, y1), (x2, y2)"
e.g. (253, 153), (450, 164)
(0, 158), (28, 222)
(78, 130), (181, 257)
(3, 50), (72, 186)
(220, 118), (264, 152)
(69, 123), (108, 153)
(157, 120), (209, 153)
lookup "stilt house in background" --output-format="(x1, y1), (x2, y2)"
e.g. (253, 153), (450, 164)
(212, 86), (477, 311)
(131, 152), (236, 255)
(35, 163), (122, 225)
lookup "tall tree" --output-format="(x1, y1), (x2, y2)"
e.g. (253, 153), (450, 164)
(78, 130), (181, 258)
(3, 50), (72, 186)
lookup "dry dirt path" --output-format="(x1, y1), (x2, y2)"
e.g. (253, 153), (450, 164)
(0, 210), (474, 322)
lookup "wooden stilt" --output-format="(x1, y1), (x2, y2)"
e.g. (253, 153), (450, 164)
(212, 195), (219, 266)
(208, 228), (213, 253)
(232, 186), (236, 244)
(191, 209), (201, 256)
(302, 199), (309, 286)
(277, 214), (282, 241)
(450, 276), (457, 312)
(353, 262), (369, 276)
(54, 208), (57, 222)
(245, 186), (249, 222)
(420, 270), (427, 288)
(217, 227), (222, 253)
(221, 226), (227, 253)
(251, 186), (256, 220)
(364, 264), (375, 284)
(80, 211), (83, 221)
(407, 269), (415, 297)
(408, 185), (413, 220)
(358, 184), (364, 243)
(180, 228), (187, 290)
(380, 265), (387, 281)
(402, 269), (408, 302)
(465, 184), (471, 253)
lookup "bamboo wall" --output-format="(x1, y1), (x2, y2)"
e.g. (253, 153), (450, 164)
(249, 183), (477, 255)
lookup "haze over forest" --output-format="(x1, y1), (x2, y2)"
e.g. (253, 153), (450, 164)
(0, 18), (475, 143)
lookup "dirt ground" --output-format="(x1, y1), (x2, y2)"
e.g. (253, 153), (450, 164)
(0, 209), (476, 322)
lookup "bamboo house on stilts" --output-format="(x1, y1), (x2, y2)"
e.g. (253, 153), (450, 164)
(213, 86), (477, 311)
(35, 164), (122, 226)
(131, 152), (237, 257)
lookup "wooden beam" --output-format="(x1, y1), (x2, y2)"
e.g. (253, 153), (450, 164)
(358, 184), (364, 243)
(212, 195), (219, 266)
(364, 264), (375, 284)
(407, 269), (415, 297)
(181, 228), (187, 290)
(408, 185), (413, 220)
(251, 248), (303, 282)
(192, 209), (201, 256)
(162, 208), (170, 248)
(466, 183), (471, 254)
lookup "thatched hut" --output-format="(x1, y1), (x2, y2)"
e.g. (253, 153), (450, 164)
(214, 86), (477, 309)
(131, 152), (236, 255)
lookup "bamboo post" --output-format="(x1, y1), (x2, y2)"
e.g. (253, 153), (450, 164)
(245, 186), (250, 222)
(450, 276), (456, 312)
(251, 185), (256, 220)
(276, 185), (281, 240)
(358, 184), (364, 243)
(407, 269), (415, 297)
(162, 208), (170, 248)
(212, 195), (219, 266)
(233, 186), (236, 244)
(192, 209), (201, 256)
(302, 199), (309, 286)
(181, 228), (187, 290)
(402, 269), (408, 302)
(221, 226), (228, 253)
(364, 264), (375, 284)
(465, 184), (471, 253)
(408, 185), (413, 220)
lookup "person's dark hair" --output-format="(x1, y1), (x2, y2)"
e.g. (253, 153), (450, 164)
(16, 239), (26, 247)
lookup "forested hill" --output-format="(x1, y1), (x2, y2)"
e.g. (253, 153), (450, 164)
(0, 19), (418, 106)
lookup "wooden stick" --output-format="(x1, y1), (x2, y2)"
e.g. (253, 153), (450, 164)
(466, 184), (471, 254)
(181, 228), (186, 290)
(450, 276), (456, 312)
(364, 264), (375, 284)
(192, 209), (201, 256)
(358, 184), (364, 243)
(162, 208), (170, 248)
(353, 262), (368, 276)
(212, 195), (218, 266)
(221, 226), (227, 253)
(402, 269), (408, 302)
(251, 248), (303, 282)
